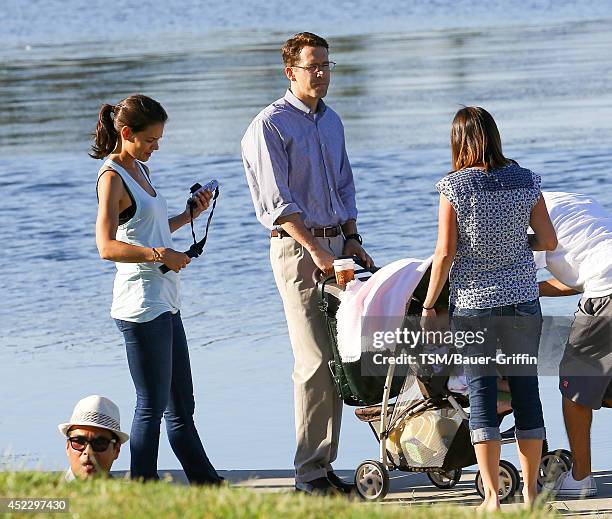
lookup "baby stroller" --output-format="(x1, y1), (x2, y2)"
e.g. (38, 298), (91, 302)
(316, 259), (572, 502)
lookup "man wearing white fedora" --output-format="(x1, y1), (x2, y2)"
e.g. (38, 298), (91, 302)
(58, 395), (129, 481)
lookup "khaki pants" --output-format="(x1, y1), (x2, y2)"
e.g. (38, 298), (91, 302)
(270, 234), (344, 483)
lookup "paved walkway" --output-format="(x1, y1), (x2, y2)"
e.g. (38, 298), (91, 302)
(152, 468), (612, 517)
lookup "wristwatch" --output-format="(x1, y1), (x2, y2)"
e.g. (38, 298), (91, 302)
(344, 233), (363, 245)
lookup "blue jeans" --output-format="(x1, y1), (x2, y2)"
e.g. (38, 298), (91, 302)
(115, 311), (220, 483)
(450, 299), (546, 444)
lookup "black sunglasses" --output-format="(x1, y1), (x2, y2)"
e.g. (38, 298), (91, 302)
(68, 435), (117, 453)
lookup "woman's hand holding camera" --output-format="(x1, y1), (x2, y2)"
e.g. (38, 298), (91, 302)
(185, 189), (212, 219)
(157, 247), (191, 272)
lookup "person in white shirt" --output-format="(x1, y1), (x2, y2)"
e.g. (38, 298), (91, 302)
(93, 95), (221, 484)
(536, 191), (612, 498)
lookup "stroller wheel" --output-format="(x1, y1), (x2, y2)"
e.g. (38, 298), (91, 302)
(428, 468), (462, 489)
(354, 460), (389, 501)
(475, 459), (519, 503)
(555, 448), (572, 466)
(538, 450), (572, 488)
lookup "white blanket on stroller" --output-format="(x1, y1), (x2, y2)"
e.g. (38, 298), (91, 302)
(336, 256), (433, 363)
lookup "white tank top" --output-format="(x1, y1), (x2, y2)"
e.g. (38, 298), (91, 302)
(98, 158), (180, 322)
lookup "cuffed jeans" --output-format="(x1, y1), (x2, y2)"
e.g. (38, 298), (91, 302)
(115, 311), (220, 483)
(450, 299), (546, 444)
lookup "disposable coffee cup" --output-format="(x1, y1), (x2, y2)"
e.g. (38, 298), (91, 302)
(333, 258), (355, 286)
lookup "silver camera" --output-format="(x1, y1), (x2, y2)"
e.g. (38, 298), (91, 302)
(188, 180), (219, 208)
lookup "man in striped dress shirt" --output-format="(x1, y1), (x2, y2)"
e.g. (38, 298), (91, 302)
(242, 32), (372, 495)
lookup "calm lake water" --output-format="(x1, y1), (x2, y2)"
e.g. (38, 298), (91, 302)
(1, 0), (612, 474)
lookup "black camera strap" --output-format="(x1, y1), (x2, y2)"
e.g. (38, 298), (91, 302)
(159, 186), (220, 274)
(188, 186), (219, 256)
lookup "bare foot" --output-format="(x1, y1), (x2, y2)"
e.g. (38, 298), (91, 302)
(476, 496), (500, 514)
(522, 489), (538, 510)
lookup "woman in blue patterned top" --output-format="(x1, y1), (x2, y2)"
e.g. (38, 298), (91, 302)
(421, 107), (557, 511)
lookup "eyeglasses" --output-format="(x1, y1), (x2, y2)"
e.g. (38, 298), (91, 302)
(68, 435), (117, 453)
(292, 61), (337, 74)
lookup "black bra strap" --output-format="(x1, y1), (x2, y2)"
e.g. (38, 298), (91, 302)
(96, 169), (136, 224)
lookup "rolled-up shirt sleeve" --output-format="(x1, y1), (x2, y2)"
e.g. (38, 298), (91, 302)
(241, 118), (302, 229)
(337, 130), (358, 222)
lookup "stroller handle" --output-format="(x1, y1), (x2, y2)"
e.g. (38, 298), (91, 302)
(311, 256), (378, 284)
(313, 256), (379, 301)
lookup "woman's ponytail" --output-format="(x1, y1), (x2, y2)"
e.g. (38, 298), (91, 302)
(89, 95), (167, 160)
(90, 104), (118, 159)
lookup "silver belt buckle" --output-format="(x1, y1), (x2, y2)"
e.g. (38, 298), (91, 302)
(312, 226), (336, 238)
(326, 226), (338, 237)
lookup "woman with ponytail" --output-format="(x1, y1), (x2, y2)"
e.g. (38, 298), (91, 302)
(93, 94), (221, 484)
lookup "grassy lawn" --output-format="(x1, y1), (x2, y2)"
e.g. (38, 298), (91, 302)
(0, 472), (555, 518)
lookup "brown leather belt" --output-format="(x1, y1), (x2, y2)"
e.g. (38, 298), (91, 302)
(271, 225), (342, 239)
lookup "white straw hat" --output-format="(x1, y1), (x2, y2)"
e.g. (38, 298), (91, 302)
(58, 395), (129, 444)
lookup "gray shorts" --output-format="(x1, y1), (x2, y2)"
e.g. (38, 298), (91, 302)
(560, 294), (612, 410)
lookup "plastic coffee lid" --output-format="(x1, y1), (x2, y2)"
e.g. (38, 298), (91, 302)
(333, 258), (354, 268)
